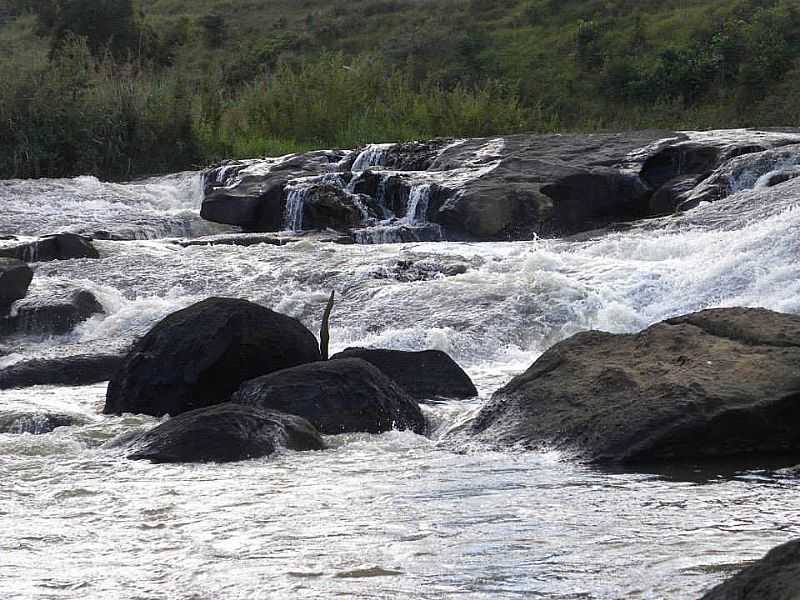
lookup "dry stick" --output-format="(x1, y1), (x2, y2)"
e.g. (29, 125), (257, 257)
(320, 290), (335, 360)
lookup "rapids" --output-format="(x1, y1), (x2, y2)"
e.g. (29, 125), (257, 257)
(2, 134), (800, 598)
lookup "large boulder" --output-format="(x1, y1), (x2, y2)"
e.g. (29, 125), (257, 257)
(0, 233), (99, 262)
(0, 258), (33, 310)
(233, 358), (427, 435)
(104, 297), (321, 417)
(471, 308), (800, 464)
(430, 131), (672, 239)
(700, 538), (800, 600)
(0, 354), (123, 389)
(330, 348), (477, 400)
(126, 403), (325, 463)
(0, 289), (103, 337)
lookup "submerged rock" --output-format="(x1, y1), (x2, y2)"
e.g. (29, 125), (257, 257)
(104, 297), (321, 417)
(0, 410), (90, 434)
(0, 354), (123, 389)
(233, 358), (427, 435)
(177, 233), (290, 248)
(330, 348), (477, 400)
(127, 403), (324, 463)
(0, 289), (103, 337)
(699, 538), (800, 600)
(0, 233), (99, 262)
(0, 258), (33, 310)
(471, 307), (800, 464)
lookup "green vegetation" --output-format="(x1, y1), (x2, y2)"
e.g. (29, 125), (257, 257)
(0, 0), (799, 179)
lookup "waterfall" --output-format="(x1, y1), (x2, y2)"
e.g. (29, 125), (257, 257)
(403, 184), (432, 225)
(351, 144), (393, 172)
(283, 186), (308, 231)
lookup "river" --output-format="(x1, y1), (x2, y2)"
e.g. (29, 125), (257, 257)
(1, 150), (800, 598)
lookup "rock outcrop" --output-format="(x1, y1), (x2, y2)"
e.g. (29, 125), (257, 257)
(126, 403), (325, 463)
(104, 297), (321, 417)
(471, 307), (800, 464)
(699, 538), (800, 600)
(198, 129), (800, 242)
(330, 348), (477, 400)
(233, 358), (427, 435)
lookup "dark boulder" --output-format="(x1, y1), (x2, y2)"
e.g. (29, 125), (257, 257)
(0, 410), (90, 434)
(0, 289), (103, 337)
(699, 538), (800, 600)
(471, 307), (800, 464)
(104, 297), (321, 417)
(0, 233), (99, 262)
(0, 354), (123, 389)
(233, 358), (427, 435)
(0, 258), (33, 310)
(303, 184), (367, 229)
(330, 348), (477, 400)
(127, 403), (324, 463)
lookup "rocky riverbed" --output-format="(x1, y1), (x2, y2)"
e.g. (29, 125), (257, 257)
(2, 129), (800, 599)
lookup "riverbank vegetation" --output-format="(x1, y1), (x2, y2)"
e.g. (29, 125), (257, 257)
(0, 0), (798, 179)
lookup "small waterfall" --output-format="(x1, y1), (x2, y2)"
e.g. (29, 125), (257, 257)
(351, 144), (393, 172)
(403, 184), (432, 224)
(283, 186), (308, 231)
(353, 223), (444, 244)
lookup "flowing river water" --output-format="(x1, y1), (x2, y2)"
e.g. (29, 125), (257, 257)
(2, 159), (800, 598)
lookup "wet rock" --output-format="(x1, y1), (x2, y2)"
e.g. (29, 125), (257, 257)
(104, 297), (321, 417)
(177, 233), (290, 247)
(699, 538), (800, 600)
(648, 175), (699, 215)
(372, 259), (469, 282)
(353, 223), (445, 244)
(201, 151), (345, 230)
(330, 348), (477, 400)
(303, 184), (368, 229)
(677, 143), (800, 208)
(0, 258), (33, 310)
(0, 410), (90, 434)
(431, 132), (670, 239)
(127, 403), (324, 463)
(0, 354), (123, 389)
(233, 358), (427, 435)
(381, 140), (453, 171)
(0, 289), (103, 337)
(471, 307), (800, 464)
(200, 130), (800, 242)
(0, 233), (99, 262)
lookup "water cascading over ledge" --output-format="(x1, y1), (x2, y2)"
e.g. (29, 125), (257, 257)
(199, 129), (800, 244)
